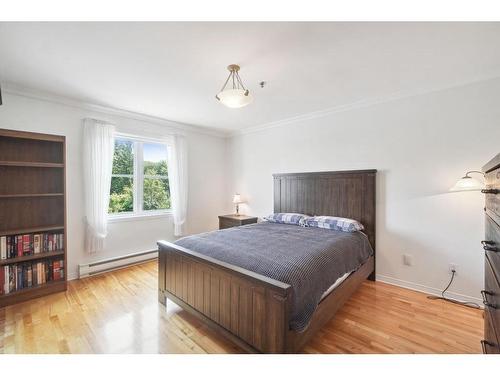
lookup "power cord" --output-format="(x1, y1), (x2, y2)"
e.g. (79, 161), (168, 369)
(427, 270), (481, 309)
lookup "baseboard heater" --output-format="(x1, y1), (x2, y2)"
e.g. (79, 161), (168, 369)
(79, 249), (158, 278)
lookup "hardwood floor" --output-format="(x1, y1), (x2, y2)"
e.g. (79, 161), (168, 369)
(0, 260), (483, 354)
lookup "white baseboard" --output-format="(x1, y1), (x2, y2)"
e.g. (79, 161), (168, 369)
(78, 249), (158, 279)
(376, 274), (483, 305)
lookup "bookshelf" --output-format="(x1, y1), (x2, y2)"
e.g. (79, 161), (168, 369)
(0, 128), (67, 307)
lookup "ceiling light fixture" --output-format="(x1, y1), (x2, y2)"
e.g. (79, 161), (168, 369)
(216, 64), (252, 109)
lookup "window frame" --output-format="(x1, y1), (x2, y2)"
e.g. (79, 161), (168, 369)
(108, 133), (172, 221)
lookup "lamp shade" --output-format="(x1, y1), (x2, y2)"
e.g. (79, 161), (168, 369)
(449, 176), (484, 192)
(217, 88), (253, 109)
(232, 194), (244, 204)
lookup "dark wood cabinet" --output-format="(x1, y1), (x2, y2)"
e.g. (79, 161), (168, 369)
(218, 214), (258, 230)
(482, 153), (500, 354)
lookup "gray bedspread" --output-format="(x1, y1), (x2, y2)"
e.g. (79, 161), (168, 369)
(175, 222), (373, 331)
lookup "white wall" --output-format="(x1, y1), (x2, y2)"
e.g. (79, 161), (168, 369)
(228, 78), (500, 302)
(0, 92), (228, 280)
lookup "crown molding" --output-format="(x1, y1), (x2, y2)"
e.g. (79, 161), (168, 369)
(232, 73), (500, 137)
(2, 83), (231, 139)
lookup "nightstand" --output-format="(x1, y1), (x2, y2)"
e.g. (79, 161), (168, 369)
(218, 214), (258, 229)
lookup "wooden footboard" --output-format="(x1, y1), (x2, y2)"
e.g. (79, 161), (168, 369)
(158, 240), (293, 353)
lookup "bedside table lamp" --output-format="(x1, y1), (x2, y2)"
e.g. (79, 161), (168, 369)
(450, 170), (485, 191)
(233, 194), (244, 215)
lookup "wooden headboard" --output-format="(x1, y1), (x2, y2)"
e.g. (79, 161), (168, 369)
(273, 170), (376, 249)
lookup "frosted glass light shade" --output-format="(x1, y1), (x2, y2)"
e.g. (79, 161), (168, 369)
(233, 194), (244, 204)
(449, 176), (484, 192)
(217, 89), (253, 108)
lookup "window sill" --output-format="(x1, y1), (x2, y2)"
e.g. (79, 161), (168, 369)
(108, 211), (172, 223)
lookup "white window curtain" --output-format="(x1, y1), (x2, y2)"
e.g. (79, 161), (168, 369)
(83, 118), (115, 253)
(168, 134), (188, 236)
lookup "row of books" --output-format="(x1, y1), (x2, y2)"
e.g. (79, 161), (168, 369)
(0, 259), (64, 295)
(0, 233), (64, 260)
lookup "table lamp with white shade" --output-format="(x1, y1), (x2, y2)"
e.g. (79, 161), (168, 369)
(233, 193), (244, 215)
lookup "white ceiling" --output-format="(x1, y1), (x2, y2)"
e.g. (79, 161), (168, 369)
(1, 22), (500, 132)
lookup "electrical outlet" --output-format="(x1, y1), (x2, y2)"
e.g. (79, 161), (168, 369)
(403, 254), (413, 266)
(449, 263), (458, 274)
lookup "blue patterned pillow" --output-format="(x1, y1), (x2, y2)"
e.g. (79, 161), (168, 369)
(304, 216), (364, 232)
(264, 213), (310, 226)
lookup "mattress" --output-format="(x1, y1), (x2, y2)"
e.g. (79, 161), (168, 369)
(175, 222), (373, 331)
(320, 271), (352, 301)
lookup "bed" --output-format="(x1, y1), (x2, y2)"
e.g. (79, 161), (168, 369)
(157, 169), (376, 353)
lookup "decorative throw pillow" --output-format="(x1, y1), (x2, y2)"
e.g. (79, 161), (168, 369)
(304, 216), (364, 232)
(263, 213), (310, 226)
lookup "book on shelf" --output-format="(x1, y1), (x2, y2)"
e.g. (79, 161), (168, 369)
(17, 235), (23, 257)
(34, 234), (40, 254)
(0, 258), (64, 295)
(0, 236), (5, 260)
(22, 234), (31, 256)
(0, 232), (64, 260)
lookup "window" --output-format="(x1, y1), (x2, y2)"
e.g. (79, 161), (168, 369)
(109, 139), (134, 213)
(109, 136), (171, 216)
(143, 142), (170, 211)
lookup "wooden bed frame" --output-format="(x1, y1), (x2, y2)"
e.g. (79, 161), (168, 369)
(158, 169), (376, 353)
